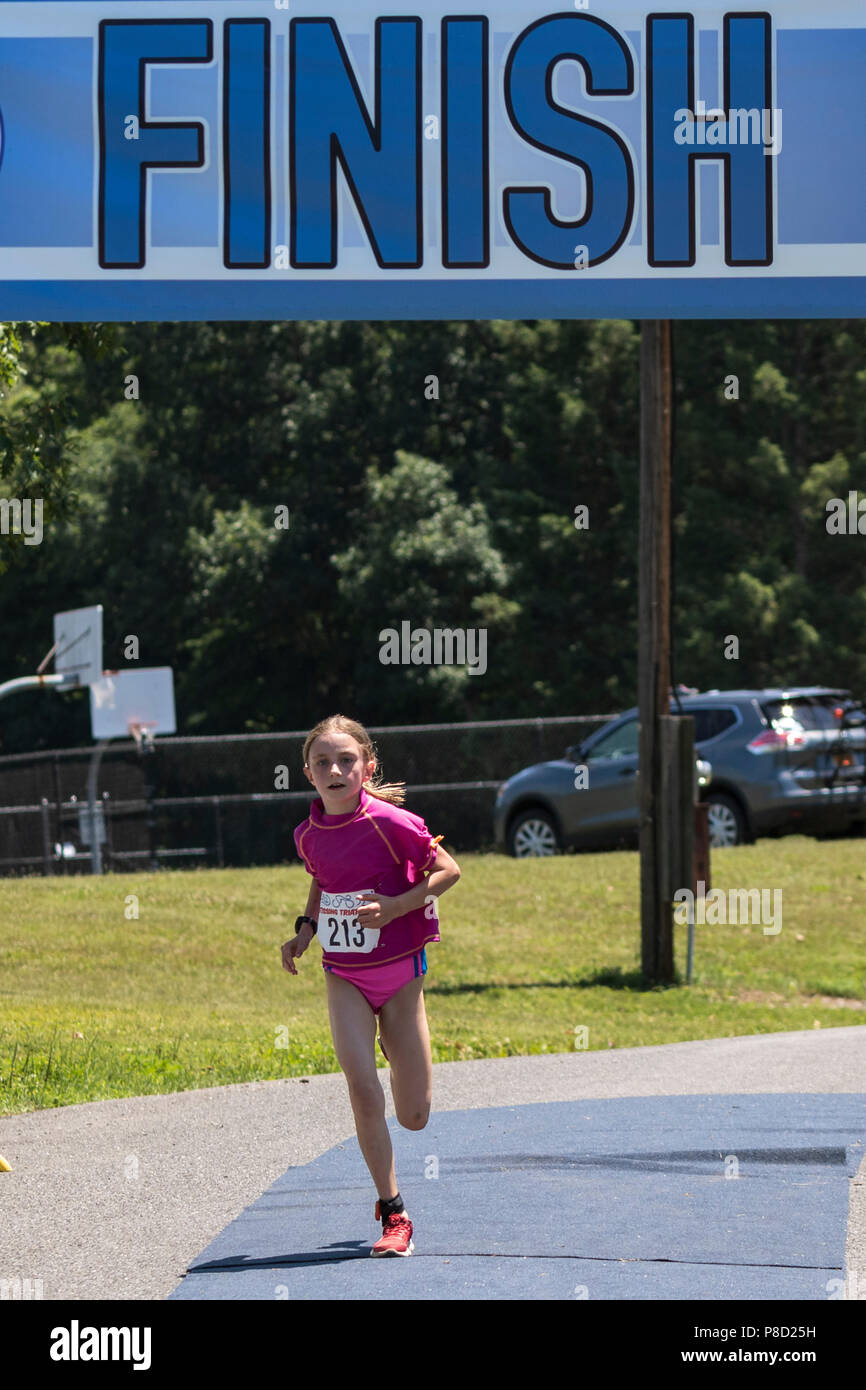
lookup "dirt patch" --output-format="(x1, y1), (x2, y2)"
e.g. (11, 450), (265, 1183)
(738, 990), (866, 1011)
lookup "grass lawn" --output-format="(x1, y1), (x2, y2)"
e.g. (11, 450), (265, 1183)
(1, 837), (864, 1116)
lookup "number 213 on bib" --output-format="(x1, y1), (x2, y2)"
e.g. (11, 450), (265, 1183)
(318, 890), (380, 954)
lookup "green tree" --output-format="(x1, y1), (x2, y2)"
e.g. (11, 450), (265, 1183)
(332, 451), (517, 721)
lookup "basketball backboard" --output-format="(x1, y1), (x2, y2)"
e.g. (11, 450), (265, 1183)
(89, 668), (176, 740)
(53, 605), (103, 687)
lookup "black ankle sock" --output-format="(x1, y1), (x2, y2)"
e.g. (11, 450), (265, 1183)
(379, 1192), (404, 1218)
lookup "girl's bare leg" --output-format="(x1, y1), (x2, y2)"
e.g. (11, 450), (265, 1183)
(325, 972), (398, 1199)
(378, 976), (432, 1131)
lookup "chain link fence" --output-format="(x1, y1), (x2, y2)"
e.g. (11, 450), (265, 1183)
(0, 715), (614, 875)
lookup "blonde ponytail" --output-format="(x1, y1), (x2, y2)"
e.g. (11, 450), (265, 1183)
(362, 776), (406, 807)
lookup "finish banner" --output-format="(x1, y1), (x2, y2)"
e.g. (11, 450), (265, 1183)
(0, 2), (864, 320)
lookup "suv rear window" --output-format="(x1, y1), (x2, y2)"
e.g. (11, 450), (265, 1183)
(692, 707), (738, 742)
(762, 698), (836, 732)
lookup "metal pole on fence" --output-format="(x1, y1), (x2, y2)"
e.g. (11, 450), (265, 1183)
(213, 797), (224, 868)
(51, 756), (64, 875)
(87, 741), (110, 875)
(136, 742), (159, 871)
(535, 717), (545, 764)
(102, 791), (112, 873)
(40, 798), (53, 876)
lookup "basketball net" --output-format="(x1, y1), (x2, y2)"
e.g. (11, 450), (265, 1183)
(129, 721), (157, 753)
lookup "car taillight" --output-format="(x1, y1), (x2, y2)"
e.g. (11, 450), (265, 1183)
(747, 729), (805, 753)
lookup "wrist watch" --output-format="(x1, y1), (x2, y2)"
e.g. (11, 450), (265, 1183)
(295, 915), (317, 935)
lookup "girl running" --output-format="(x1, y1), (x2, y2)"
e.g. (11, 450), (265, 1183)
(281, 714), (461, 1257)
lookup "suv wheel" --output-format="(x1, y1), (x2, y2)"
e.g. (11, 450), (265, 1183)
(507, 809), (561, 857)
(706, 792), (746, 848)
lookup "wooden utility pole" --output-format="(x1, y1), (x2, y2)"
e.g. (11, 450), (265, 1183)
(638, 321), (674, 983)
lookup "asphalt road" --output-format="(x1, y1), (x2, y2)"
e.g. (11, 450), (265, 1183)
(1, 1026), (864, 1301)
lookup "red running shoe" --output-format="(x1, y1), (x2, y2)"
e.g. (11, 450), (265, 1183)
(371, 1203), (414, 1257)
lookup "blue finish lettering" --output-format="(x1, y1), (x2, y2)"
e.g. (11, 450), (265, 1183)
(93, 10), (777, 279)
(503, 15), (635, 270)
(647, 12), (773, 266)
(442, 16), (489, 269)
(290, 17), (423, 269)
(99, 20), (212, 269)
(224, 19), (271, 269)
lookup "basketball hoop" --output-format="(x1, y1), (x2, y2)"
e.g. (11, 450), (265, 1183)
(129, 721), (157, 753)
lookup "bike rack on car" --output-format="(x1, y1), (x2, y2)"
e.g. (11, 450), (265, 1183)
(826, 696), (866, 795)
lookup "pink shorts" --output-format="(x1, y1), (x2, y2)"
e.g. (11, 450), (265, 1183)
(323, 948), (428, 1015)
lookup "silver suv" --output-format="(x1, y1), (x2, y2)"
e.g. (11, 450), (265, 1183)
(494, 687), (866, 855)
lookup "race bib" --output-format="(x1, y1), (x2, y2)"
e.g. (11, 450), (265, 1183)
(318, 890), (380, 955)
